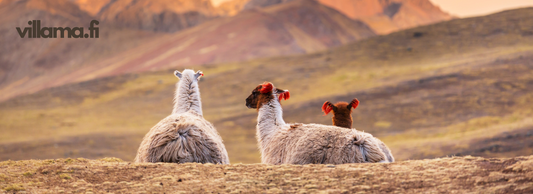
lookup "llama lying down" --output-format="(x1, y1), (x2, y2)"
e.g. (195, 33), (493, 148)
(323, 99), (395, 162)
(245, 82), (390, 164)
(134, 70), (229, 164)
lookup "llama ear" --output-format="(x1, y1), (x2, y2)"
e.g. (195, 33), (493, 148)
(194, 71), (204, 80)
(277, 89), (290, 101)
(348, 98), (360, 110)
(260, 82), (273, 93)
(322, 101), (335, 115)
(174, 70), (182, 79)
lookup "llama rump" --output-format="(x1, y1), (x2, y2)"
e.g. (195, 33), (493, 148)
(134, 70), (229, 164)
(245, 82), (389, 164)
(323, 99), (394, 162)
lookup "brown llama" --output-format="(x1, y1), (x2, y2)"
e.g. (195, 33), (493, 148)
(323, 99), (395, 162)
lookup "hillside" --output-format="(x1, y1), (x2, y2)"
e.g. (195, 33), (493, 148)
(1, 156), (533, 193)
(1, 8), (533, 163)
(0, 0), (375, 102)
(0, 0), (163, 102)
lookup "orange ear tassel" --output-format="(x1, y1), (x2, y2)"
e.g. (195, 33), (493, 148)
(350, 98), (360, 109)
(278, 91), (290, 101)
(322, 101), (333, 115)
(260, 82), (273, 93)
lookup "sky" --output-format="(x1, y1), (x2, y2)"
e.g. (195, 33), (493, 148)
(211, 0), (533, 18)
(428, 0), (533, 17)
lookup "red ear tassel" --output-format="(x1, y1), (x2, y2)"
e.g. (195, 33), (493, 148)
(322, 102), (332, 115)
(260, 82), (273, 93)
(350, 98), (360, 109)
(278, 91), (290, 101)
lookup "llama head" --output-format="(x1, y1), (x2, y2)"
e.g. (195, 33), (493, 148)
(174, 69), (203, 81)
(322, 98), (359, 116)
(246, 82), (290, 109)
(322, 98), (359, 128)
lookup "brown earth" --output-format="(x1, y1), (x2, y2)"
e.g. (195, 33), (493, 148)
(1, 156), (533, 193)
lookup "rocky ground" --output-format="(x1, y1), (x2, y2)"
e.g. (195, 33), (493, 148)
(1, 155), (532, 193)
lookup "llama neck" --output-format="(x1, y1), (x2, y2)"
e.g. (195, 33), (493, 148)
(332, 114), (352, 128)
(172, 78), (202, 116)
(256, 96), (285, 149)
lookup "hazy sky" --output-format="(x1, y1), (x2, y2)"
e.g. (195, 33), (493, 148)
(428, 0), (533, 17)
(211, 0), (533, 18)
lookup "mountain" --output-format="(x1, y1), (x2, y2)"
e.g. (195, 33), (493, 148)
(0, 0), (375, 102)
(94, 0), (219, 32)
(318, 0), (454, 34)
(228, 0), (453, 34)
(66, 0), (375, 80)
(1, 8), (532, 163)
(73, 0), (112, 16)
(72, 0), (219, 32)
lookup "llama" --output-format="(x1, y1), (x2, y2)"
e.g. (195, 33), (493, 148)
(322, 99), (360, 128)
(245, 82), (389, 164)
(322, 99), (395, 162)
(134, 69), (229, 164)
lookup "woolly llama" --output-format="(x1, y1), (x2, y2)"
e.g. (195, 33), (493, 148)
(323, 99), (394, 162)
(245, 82), (390, 164)
(134, 70), (229, 164)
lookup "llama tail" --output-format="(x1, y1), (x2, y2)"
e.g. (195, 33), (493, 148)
(352, 132), (388, 163)
(378, 140), (395, 162)
(147, 122), (226, 164)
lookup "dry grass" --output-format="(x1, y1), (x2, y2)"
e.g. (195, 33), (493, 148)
(0, 156), (532, 193)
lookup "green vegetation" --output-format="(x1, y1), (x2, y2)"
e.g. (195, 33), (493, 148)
(59, 174), (71, 180)
(3, 184), (25, 191)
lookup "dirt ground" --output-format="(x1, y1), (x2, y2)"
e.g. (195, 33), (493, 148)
(1, 155), (532, 193)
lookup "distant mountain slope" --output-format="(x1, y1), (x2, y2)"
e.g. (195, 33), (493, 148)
(227, 0), (453, 34)
(1, 8), (532, 163)
(0, 0), (375, 102)
(318, 0), (454, 34)
(73, 0), (111, 16)
(62, 0), (375, 79)
(95, 0), (219, 32)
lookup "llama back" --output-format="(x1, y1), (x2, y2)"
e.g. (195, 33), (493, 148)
(262, 123), (387, 164)
(134, 111), (229, 164)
